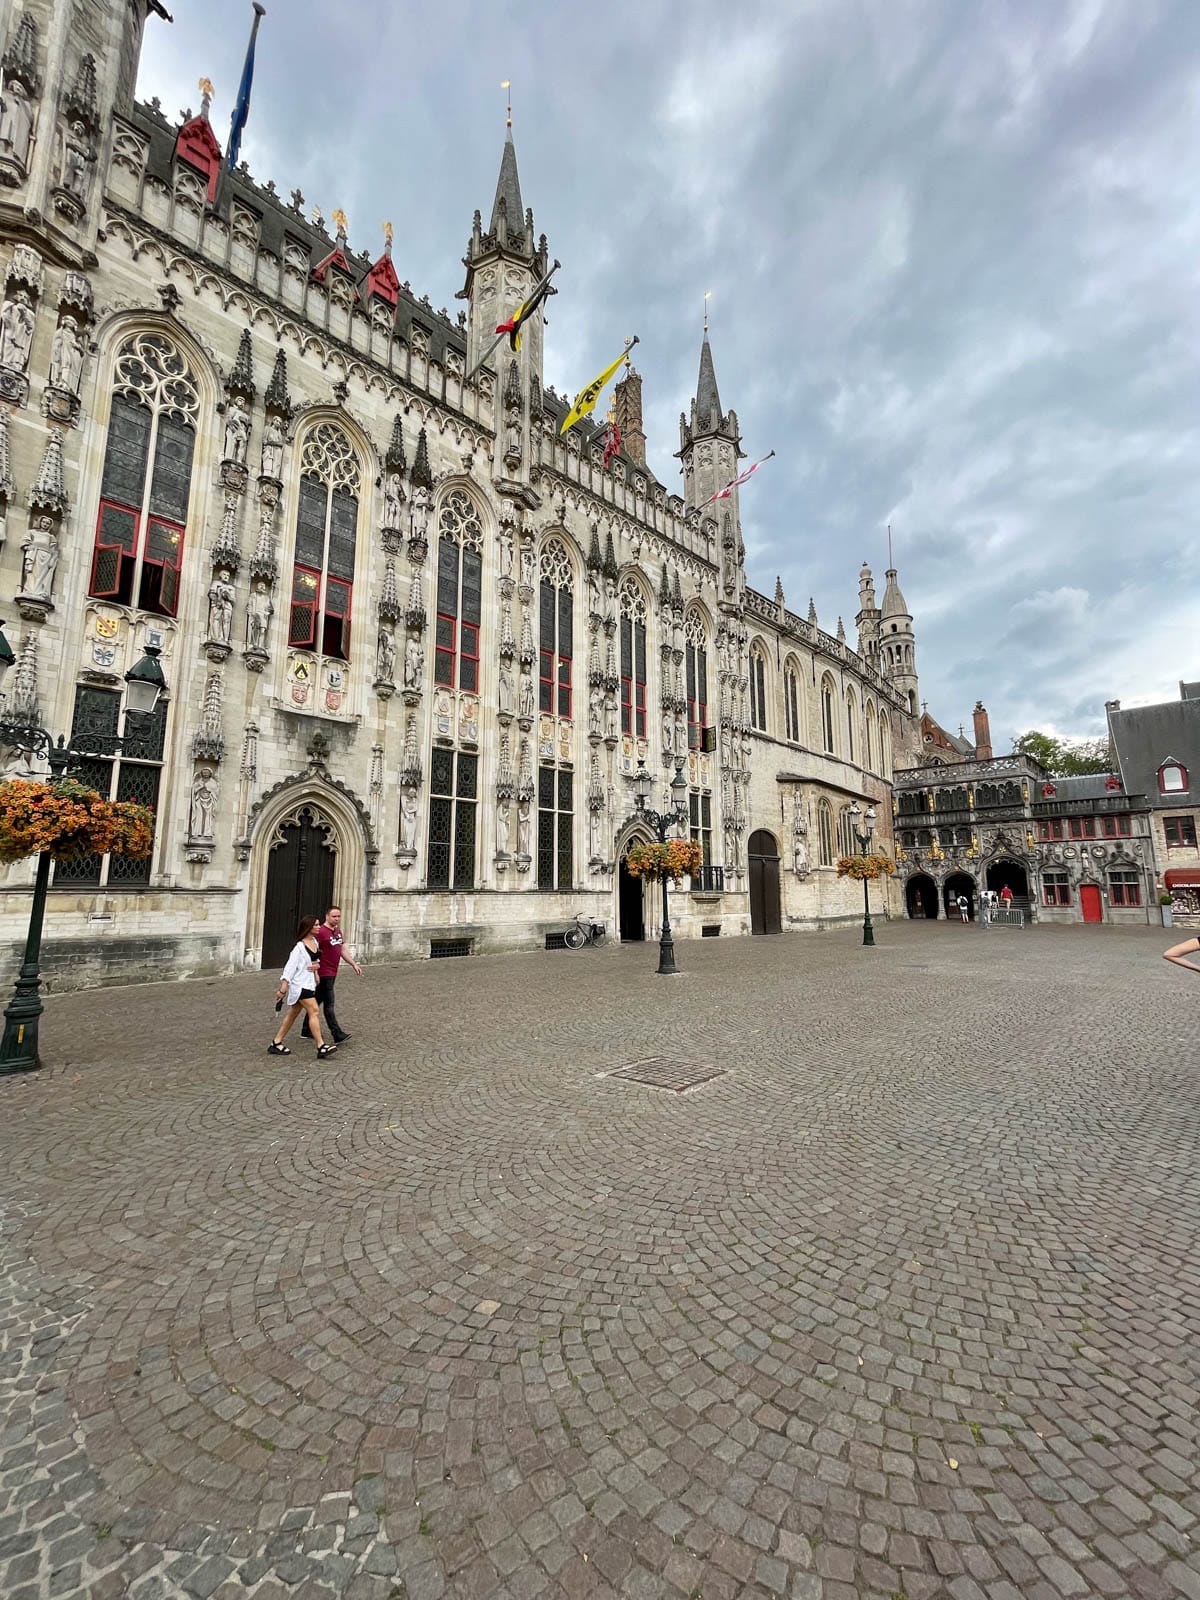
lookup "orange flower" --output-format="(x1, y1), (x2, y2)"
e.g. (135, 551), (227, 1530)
(625, 838), (704, 882)
(0, 780), (155, 864)
(836, 852), (896, 881)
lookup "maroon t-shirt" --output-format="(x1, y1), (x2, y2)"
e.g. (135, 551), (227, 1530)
(315, 922), (345, 979)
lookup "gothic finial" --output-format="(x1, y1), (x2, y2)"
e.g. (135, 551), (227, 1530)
(411, 425), (433, 490)
(382, 219), (393, 250)
(8, 630), (39, 724)
(774, 575), (784, 609)
(672, 570), (683, 608)
(401, 713), (421, 782)
(405, 568), (425, 628)
(586, 524), (603, 571)
(192, 672), (225, 761)
(807, 597), (818, 626)
(836, 616), (846, 643)
(497, 730), (513, 790)
(0, 408), (14, 502)
(64, 52), (100, 133)
(602, 530), (618, 580)
(378, 560), (400, 624)
(2, 14), (40, 93)
(659, 565), (671, 606)
(331, 208), (348, 241)
(385, 413), (406, 472)
(29, 429), (67, 516)
(501, 79), (512, 130)
(198, 76), (214, 116)
(264, 347), (291, 416)
(227, 327), (255, 398)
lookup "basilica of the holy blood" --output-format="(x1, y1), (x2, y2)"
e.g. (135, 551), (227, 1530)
(0, 0), (922, 987)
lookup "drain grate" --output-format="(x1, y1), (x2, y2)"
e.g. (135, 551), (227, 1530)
(701, 924), (721, 937)
(429, 938), (472, 959)
(607, 1057), (726, 1093)
(544, 932), (569, 951)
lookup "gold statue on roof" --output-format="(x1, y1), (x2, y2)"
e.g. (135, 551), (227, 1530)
(383, 220), (394, 247)
(198, 76), (214, 101)
(331, 208), (348, 236)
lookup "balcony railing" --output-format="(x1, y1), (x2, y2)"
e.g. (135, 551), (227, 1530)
(691, 864), (725, 893)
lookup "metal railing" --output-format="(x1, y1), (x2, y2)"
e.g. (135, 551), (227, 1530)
(691, 864), (725, 893)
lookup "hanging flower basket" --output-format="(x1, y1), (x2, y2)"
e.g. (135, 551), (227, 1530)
(625, 838), (703, 883)
(836, 852), (896, 882)
(0, 778), (154, 866)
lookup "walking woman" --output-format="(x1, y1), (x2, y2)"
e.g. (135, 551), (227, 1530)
(269, 914), (337, 1057)
(1164, 934), (1200, 977)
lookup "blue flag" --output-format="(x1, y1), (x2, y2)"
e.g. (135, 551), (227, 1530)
(227, 3), (266, 172)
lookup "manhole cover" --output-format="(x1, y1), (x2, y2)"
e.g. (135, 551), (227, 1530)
(607, 1057), (726, 1092)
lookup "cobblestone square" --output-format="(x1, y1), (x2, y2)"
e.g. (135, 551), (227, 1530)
(2, 921), (1198, 1599)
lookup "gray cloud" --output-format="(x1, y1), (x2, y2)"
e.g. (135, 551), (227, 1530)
(141, 0), (1200, 741)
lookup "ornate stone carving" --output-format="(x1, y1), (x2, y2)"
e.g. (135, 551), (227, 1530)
(192, 673), (225, 762)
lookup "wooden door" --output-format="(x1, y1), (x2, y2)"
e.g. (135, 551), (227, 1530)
(1080, 883), (1103, 924)
(748, 830), (782, 935)
(261, 809), (337, 968)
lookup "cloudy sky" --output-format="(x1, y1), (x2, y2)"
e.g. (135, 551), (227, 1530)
(140, 0), (1199, 746)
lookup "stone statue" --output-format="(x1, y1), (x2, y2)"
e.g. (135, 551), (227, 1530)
(190, 768), (218, 840)
(260, 413), (285, 480)
(376, 626), (396, 681)
(382, 470), (403, 530)
(589, 808), (602, 860)
(48, 318), (83, 393)
(498, 659), (515, 715)
(589, 686), (603, 737)
(246, 580), (273, 651)
(499, 528), (514, 578)
(223, 396), (250, 464)
(496, 795), (511, 854)
(519, 539), (535, 589)
(518, 671), (534, 721)
(398, 785), (418, 851)
(403, 633), (423, 689)
(59, 120), (92, 199)
(207, 570), (235, 644)
(0, 81), (34, 169)
(793, 801), (809, 874)
(517, 796), (532, 855)
(410, 484), (431, 543)
(0, 290), (35, 374)
(19, 517), (58, 599)
(588, 569), (602, 615)
(506, 417), (522, 463)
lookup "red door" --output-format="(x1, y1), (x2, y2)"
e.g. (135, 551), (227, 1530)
(1080, 884), (1103, 923)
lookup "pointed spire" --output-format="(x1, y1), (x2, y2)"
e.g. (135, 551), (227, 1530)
(385, 414), (406, 472)
(264, 348), (292, 417)
(378, 560), (400, 623)
(695, 334), (722, 430)
(64, 51), (100, 134)
(659, 565), (672, 607)
(807, 597), (818, 626)
(490, 123), (525, 243)
(836, 616), (846, 643)
(519, 604), (535, 666)
(603, 531), (619, 581)
(672, 570), (683, 609)
(2, 14), (40, 93)
(405, 568), (425, 629)
(9, 631), (39, 725)
(517, 735), (534, 796)
(228, 327), (255, 399)
(497, 730), (513, 791)
(881, 567), (909, 619)
(29, 429), (67, 516)
(411, 426), (432, 490)
(192, 672), (225, 761)
(500, 595), (515, 655)
(774, 575), (784, 609)
(0, 407), (14, 502)
(588, 632), (603, 685)
(400, 712), (421, 785)
(586, 524), (603, 571)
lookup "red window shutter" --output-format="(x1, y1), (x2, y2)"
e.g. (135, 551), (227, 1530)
(289, 566), (320, 648)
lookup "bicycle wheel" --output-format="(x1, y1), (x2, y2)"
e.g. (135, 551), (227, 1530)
(591, 925), (606, 946)
(563, 924), (586, 949)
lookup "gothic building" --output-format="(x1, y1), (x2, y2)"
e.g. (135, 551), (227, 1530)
(0, 0), (921, 988)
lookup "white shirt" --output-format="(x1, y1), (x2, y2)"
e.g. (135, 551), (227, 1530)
(280, 940), (318, 1006)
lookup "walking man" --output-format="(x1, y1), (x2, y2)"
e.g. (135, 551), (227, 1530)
(300, 905), (362, 1044)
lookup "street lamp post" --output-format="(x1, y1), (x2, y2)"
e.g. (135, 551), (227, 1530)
(632, 757), (690, 976)
(0, 629), (167, 1074)
(849, 801), (878, 948)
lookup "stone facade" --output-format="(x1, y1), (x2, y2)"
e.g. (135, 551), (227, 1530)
(1107, 684), (1200, 924)
(0, 1), (921, 987)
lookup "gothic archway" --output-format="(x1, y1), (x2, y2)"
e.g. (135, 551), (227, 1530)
(261, 804), (338, 969)
(748, 829), (782, 935)
(613, 820), (652, 943)
(944, 871), (977, 920)
(906, 873), (938, 919)
(985, 859), (1029, 899)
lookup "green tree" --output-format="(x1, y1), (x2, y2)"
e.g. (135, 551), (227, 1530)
(1012, 730), (1112, 776)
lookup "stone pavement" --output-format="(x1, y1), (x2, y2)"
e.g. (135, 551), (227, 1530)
(1, 920), (1199, 1600)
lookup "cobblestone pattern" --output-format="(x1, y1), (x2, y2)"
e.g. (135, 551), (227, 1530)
(1, 921), (1198, 1598)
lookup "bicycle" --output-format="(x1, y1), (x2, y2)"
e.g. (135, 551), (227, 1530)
(563, 912), (606, 950)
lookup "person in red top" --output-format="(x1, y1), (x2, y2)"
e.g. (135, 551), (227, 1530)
(300, 905), (363, 1044)
(1000, 884), (1014, 908)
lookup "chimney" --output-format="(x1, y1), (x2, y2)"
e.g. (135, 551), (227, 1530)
(972, 700), (993, 760)
(612, 366), (646, 467)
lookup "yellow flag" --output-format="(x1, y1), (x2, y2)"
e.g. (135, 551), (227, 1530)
(560, 337), (639, 435)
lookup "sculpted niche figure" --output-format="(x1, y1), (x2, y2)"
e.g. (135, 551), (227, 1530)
(398, 785), (418, 852)
(20, 518), (58, 599)
(0, 81), (34, 169)
(48, 318), (83, 393)
(207, 570), (235, 644)
(382, 470), (403, 531)
(246, 580), (273, 652)
(403, 633), (423, 689)
(260, 413), (285, 480)
(190, 768), (218, 840)
(0, 290), (35, 373)
(223, 396), (250, 464)
(376, 627), (396, 682)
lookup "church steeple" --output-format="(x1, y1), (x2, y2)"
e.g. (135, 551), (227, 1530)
(490, 126), (525, 243)
(695, 334), (722, 431)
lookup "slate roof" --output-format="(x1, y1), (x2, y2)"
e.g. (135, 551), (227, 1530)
(1109, 694), (1200, 810)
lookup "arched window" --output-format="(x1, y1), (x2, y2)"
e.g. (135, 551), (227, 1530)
(845, 689), (857, 762)
(1158, 761), (1189, 794)
(864, 701), (875, 770)
(817, 798), (835, 866)
(619, 578), (647, 737)
(820, 676), (836, 754)
(89, 330), (200, 616)
(289, 422), (360, 659)
(837, 805), (855, 856)
(879, 714), (891, 778)
(749, 647), (768, 733)
(784, 663), (802, 743)
(539, 539), (574, 717)
(684, 610), (709, 749)
(434, 489), (483, 691)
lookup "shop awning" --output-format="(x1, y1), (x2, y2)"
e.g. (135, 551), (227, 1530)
(1165, 867), (1200, 888)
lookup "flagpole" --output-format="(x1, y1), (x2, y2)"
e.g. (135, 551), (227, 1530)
(218, 1), (266, 205)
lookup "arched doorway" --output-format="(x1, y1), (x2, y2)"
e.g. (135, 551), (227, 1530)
(944, 871), (976, 920)
(748, 829), (782, 935)
(618, 857), (645, 942)
(986, 859), (1029, 900)
(906, 873), (938, 919)
(261, 804), (338, 968)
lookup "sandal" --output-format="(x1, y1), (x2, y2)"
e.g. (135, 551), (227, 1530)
(316, 1043), (337, 1058)
(267, 1041), (291, 1055)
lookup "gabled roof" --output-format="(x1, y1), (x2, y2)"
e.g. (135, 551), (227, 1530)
(1109, 695), (1200, 808)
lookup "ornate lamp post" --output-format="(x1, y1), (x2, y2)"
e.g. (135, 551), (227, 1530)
(849, 801), (878, 947)
(632, 757), (690, 976)
(0, 627), (167, 1073)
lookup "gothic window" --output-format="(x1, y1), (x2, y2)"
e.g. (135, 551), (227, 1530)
(620, 580), (648, 737)
(879, 714), (891, 777)
(537, 764), (574, 891)
(749, 647), (768, 733)
(684, 612), (709, 749)
(52, 686), (167, 890)
(784, 664), (801, 744)
(837, 805), (855, 857)
(289, 423), (360, 660)
(817, 798), (835, 867)
(89, 331), (200, 616)
(845, 689), (857, 762)
(689, 790), (713, 884)
(820, 676), (836, 754)
(864, 701), (875, 770)
(426, 747), (477, 890)
(539, 539), (573, 719)
(434, 489), (484, 692)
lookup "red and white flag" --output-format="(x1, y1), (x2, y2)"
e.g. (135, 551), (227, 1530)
(700, 449), (776, 507)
